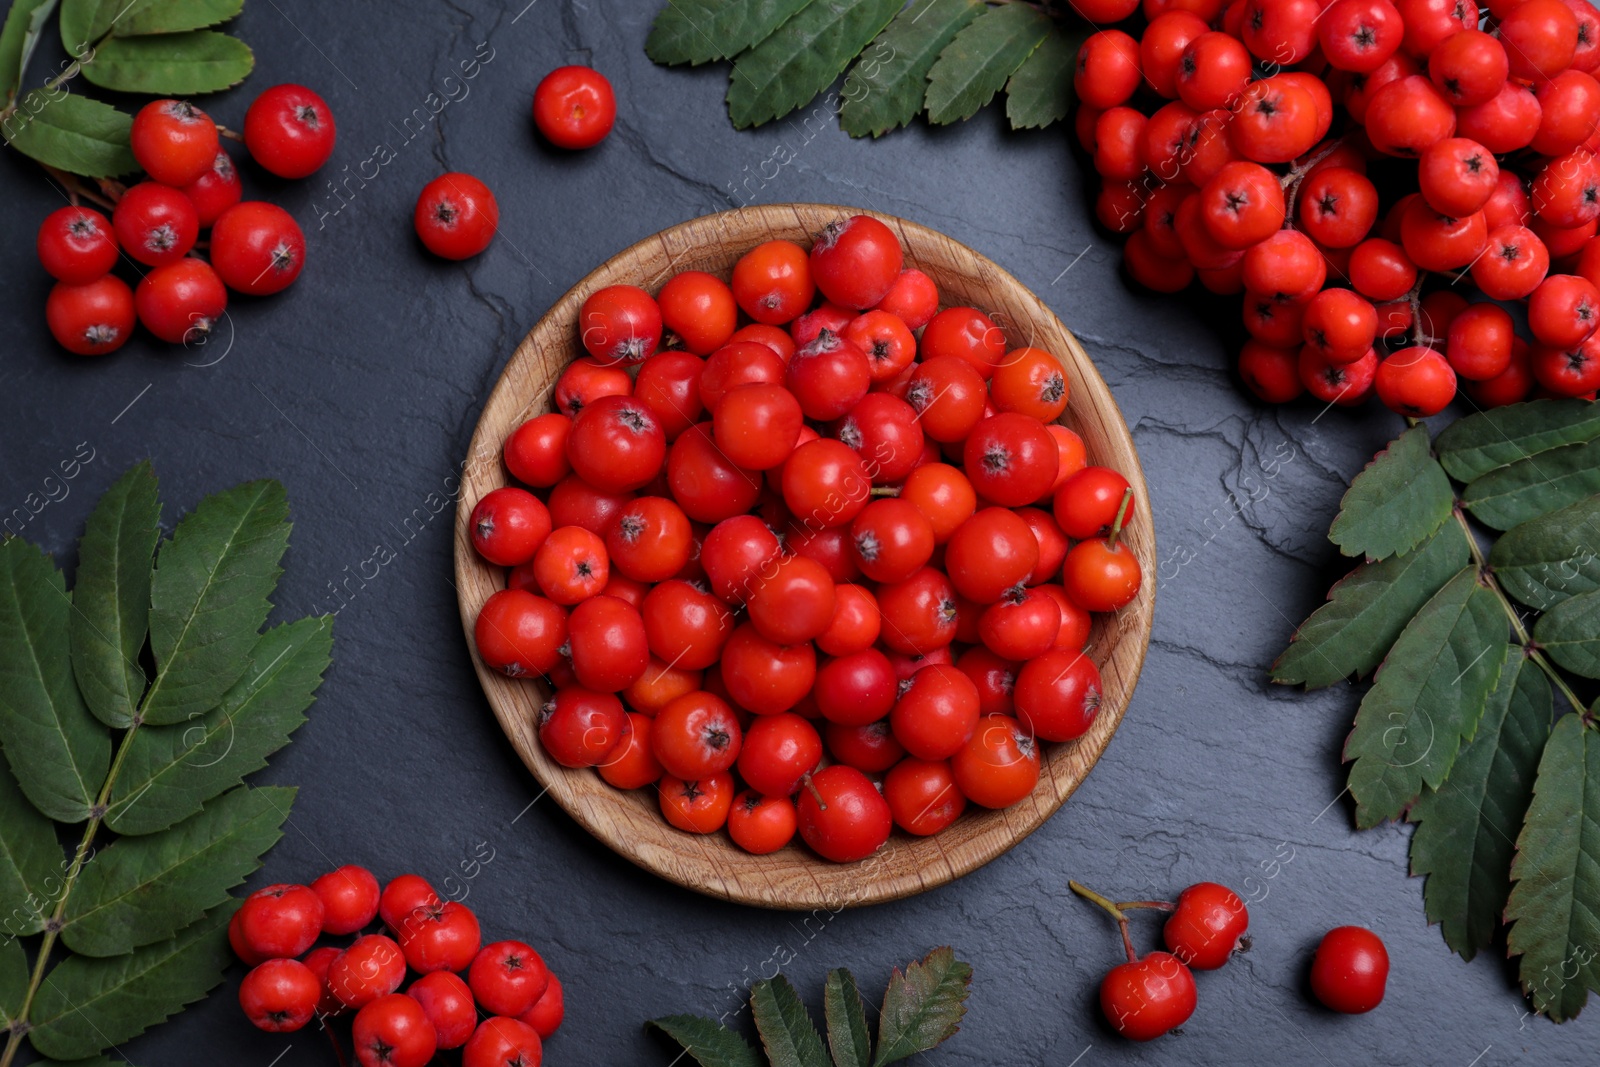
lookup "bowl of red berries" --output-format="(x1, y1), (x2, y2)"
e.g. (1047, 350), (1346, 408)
(452, 204), (1154, 909)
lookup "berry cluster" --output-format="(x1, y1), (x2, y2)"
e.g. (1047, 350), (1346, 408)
(231, 866), (561, 1067)
(413, 66), (617, 261)
(39, 85), (334, 356)
(467, 215), (1144, 864)
(1074, 879), (1390, 1041)
(1075, 0), (1600, 412)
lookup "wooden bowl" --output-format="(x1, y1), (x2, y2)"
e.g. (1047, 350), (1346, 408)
(454, 204), (1154, 910)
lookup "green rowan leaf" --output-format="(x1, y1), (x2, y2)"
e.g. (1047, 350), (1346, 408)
(874, 947), (971, 1065)
(1463, 439), (1600, 531)
(1345, 568), (1508, 827)
(646, 0), (812, 66)
(1005, 27), (1079, 130)
(1534, 590), (1600, 679)
(0, 0), (58, 102)
(80, 30), (252, 95)
(647, 1015), (763, 1067)
(1, 934), (28, 1030)
(63, 786), (293, 957)
(1437, 398), (1600, 482)
(141, 479), (289, 725)
(2, 89), (136, 178)
(114, 0), (243, 36)
(1330, 426), (1455, 560)
(1409, 650), (1552, 960)
(29, 902), (237, 1060)
(839, 0), (983, 138)
(107, 616), (331, 836)
(1491, 496), (1600, 611)
(59, 0), (123, 55)
(1273, 520), (1469, 688)
(0, 753), (64, 938)
(726, 0), (903, 129)
(70, 461), (159, 729)
(752, 974), (830, 1067)
(924, 4), (1049, 125)
(825, 968), (872, 1067)
(0, 537), (109, 823)
(1506, 714), (1600, 1021)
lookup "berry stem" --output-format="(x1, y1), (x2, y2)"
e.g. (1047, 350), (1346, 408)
(869, 486), (901, 497)
(39, 165), (117, 212)
(1280, 136), (1349, 224)
(1406, 276), (1430, 348)
(323, 1017), (352, 1067)
(802, 773), (827, 812)
(1105, 487), (1135, 551)
(1116, 899), (1177, 913)
(1069, 880), (1139, 964)
(217, 124), (246, 143)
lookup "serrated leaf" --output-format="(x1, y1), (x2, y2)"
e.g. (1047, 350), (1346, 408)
(840, 0), (982, 138)
(1409, 649), (1551, 960)
(107, 616), (331, 836)
(1345, 568), (1508, 828)
(59, 0), (123, 55)
(63, 785), (293, 957)
(726, 0), (902, 130)
(1534, 590), (1600, 679)
(646, 1015), (763, 1067)
(1506, 714), (1600, 1021)
(0, 753), (65, 937)
(646, 0), (812, 66)
(114, 0), (242, 36)
(1005, 26), (1078, 130)
(0, 0), (58, 102)
(3, 89), (136, 178)
(874, 947), (972, 1065)
(29, 901), (237, 1060)
(924, 4), (1049, 125)
(0, 538), (109, 823)
(825, 968), (872, 1067)
(1492, 496), (1600, 611)
(1, 936), (28, 1030)
(751, 974), (830, 1067)
(71, 461), (160, 729)
(140, 479), (289, 726)
(1330, 426), (1455, 560)
(80, 30), (252, 95)
(1463, 439), (1600, 532)
(1273, 520), (1470, 688)
(1437, 398), (1600, 482)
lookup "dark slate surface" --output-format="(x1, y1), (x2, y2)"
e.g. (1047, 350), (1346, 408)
(0, 2), (1589, 1064)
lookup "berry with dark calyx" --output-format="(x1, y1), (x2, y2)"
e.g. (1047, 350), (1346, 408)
(210, 202), (307, 296)
(130, 99), (219, 185)
(135, 259), (227, 345)
(414, 173), (498, 260)
(37, 206), (118, 284)
(244, 83), (337, 178)
(112, 182), (199, 267)
(46, 276), (135, 356)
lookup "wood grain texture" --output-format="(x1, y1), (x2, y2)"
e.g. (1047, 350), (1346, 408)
(454, 204), (1155, 910)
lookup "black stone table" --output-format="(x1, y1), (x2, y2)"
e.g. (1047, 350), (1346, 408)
(0, 2), (1588, 1064)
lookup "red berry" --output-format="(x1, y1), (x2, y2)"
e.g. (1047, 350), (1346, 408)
(469, 940), (550, 1017)
(244, 84), (337, 178)
(462, 1017), (544, 1067)
(135, 258), (227, 344)
(379, 874), (441, 931)
(37, 206), (118, 284)
(210, 201), (306, 295)
(533, 66), (616, 149)
(46, 276), (135, 356)
(113, 182), (199, 267)
(237, 883), (323, 960)
(796, 764), (892, 862)
(328, 935), (408, 1008)
(1310, 926), (1389, 1013)
(1375, 347), (1457, 416)
(240, 958), (321, 1032)
(580, 284), (662, 363)
(352, 993), (437, 1067)
(809, 215), (903, 310)
(1163, 882), (1250, 969)
(414, 173), (498, 260)
(310, 865), (381, 935)
(131, 99), (219, 186)
(1100, 952), (1197, 1041)
(396, 900), (482, 974)
(409, 971), (477, 1049)
(518, 972), (565, 1039)
(182, 149), (243, 227)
